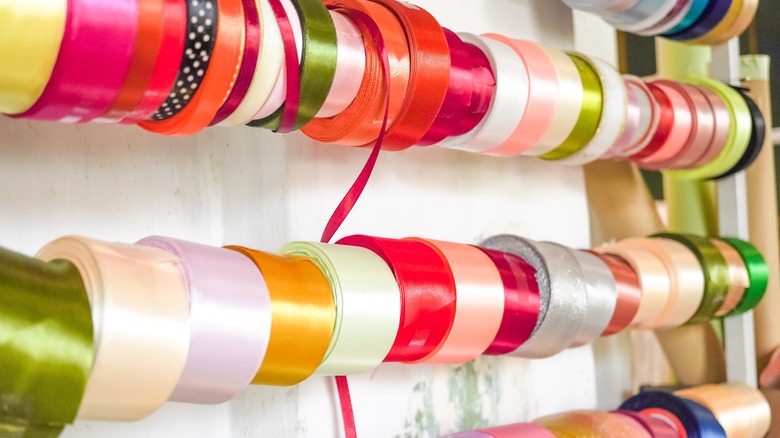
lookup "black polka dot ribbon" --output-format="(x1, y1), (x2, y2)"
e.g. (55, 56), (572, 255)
(151, 0), (218, 121)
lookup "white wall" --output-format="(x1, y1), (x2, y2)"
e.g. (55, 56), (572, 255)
(0, 1), (632, 436)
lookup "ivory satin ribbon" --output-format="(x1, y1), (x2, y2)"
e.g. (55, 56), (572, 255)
(279, 242), (399, 375)
(37, 236), (190, 421)
(676, 383), (771, 438)
(137, 237), (271, 404)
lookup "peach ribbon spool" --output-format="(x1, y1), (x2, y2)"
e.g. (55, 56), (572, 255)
(675, 383), (771, 438)
(591, 252), (642, 336)
(710, 239), (750, 317)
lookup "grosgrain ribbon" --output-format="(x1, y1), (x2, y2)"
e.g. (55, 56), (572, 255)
(0, 246), (92, 435)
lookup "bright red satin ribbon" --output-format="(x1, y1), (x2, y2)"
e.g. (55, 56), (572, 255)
(478, 248), (541, 355)
(630, 81), (675, 161)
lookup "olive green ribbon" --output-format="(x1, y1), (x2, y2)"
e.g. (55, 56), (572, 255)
(248, 0), (338, 131)
(721, 237), (769, 316)
(540, 54), (603, 161)
(0, 246), (93, 437)
(652, 233), (731, 325)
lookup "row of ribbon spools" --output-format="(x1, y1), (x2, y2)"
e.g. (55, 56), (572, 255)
(563, 0), (759, 44)
(0, 231), (766, 433)
(446, 383), (770, 438)
(0, 0), (763, 177)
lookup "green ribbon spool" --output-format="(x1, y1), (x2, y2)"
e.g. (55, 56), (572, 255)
(540, 53), (603, 161)
(0, 246), (93, 437)
(247, 0), (338, 131)
(652, 233), (730, 325)
(721, 237), (768, 315)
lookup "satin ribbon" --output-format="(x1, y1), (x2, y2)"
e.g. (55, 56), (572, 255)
(630, 80), (676, 161)
(690, 0), (752, 45)
(721, 237), (768, 315)
(637, 0), (693, 36)
(666, 0), (732, 41)
(0, 246), (92, 435)
(480, 35), (559, 157)
(563, 0), (639, 15)
(652, 233), (730, 323)
(689, 84), (731, 168)
(120, 0), (186, 124)
(617, 237), (704, 327)
(481, 235), (586, 358)
(567, 249), (618, 346)
(406, 239), (504, 364)
(606, 79), (640, 159)
(620, 391), (727, 438)
(612, 410), (679, 438)
(316, 11), (366, 118)
(336, 235), (456, 362)
(710, 238), (749, 316)
(665, 0), (709, 35)
(540, 54), (603, 161)
(605, 0), (679, 33)
(225, 246), (335, 386)
(478, 247), (541, 355)
(591, 252), (642, 336)
(676, 383), (771, 438)
(714, 88), (766, 179)
(443, 432), (494, 438)
(476, 423), (556, 438)
(0, 0), (66, 115)
(637, 81), (694, 167)
(279, 242), (400, 375)
(37, 236), (189, 421)
(612, 76), (660, 158)
(210, 0), (263, 126)
(136, 237), (271, 404)
(15, 0), (137, 123)
(535, 411), (653, 438)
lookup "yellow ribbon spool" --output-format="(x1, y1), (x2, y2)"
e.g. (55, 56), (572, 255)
(0, 0), (66, 114)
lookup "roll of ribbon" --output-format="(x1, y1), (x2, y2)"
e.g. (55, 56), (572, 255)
(37, 236), (189, 421)
(279, 241), (400, 375)
(620, 391), (727, 438)
(652, 233), (730, 323)
(405, 239), (504, 364)
(540, 54), (603, 161)
(481, 236), (587, 358)
(556, 55), (627, 165)
(0, 0), (66, 115)
(336, 235), (456, 363)
(535, 410), (653, 438)
(665, 0), (732, 41)
(630, 81), (680, 162)
(688, 84), (731, 168)
(710, 238), (749, 316)
(136, 237), (271, 404)
(637, 81), (695, 167)
(607, 81), (641, 160)
(713, 88), (766, 179)
(689, 0), (753, 45)
(479, 35), (559, 157)
(0, 246), (92, 435)
(563, 0), (640, 15)
(315, 10), (366, 118)
(478, 247), (541, 355)
(566, 249), (617, 346)
(610, 76), (660, 158)
(596, 245), (670, 329)
(721, 237), (768, 315)
(437, 33), (529, 154)
(675, 383), (771, 438)
(478, 423), (556, 437)
(442, 432), (493, 438)
(218, 0), (284, 126)
(636, 0), (693, 36)
(591, 252), (642, 336)
(617, 237), (704, 327)
(604, 0), (679, 33)
(224, 246), (334, 386)
(664, 0), (709, 35)
(15, 0), (137, 123)
(612, 410), (679, 438)
(525, 45), (583, 157)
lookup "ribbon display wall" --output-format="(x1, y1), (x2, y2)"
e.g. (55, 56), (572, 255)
(0, 0), (764, 177)
(0, 230), (768, 433)
(445, 383), (770, 438)
(563, 0), (759, 45)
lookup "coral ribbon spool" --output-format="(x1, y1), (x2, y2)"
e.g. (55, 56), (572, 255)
(136, 237), (271, 404)
(336, 235), (456, 363)
(37, 236), (189, 421)
(225, 246), (335, 386)
(0, 0), (66, 115)
(590, 252), (642, 336)
(675, 383), (771, 438)
(15, 0), (138, 123)
(637, 80), (695, 167)
(279, 242), (400, 375)
(406, 239), (504, 364)
(687, 84), (731, 168)
(710, 238), (749, 316)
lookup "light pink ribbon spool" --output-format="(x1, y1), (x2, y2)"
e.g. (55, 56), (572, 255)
(316, 11), (366, 118)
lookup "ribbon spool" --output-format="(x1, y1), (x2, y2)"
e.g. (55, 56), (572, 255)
(652, 233), (730, 324)
(620, 391), (727, 438)
(481, 235), (586, 358)
(720, 238), (768, 316)
(0, 0), (66, 115)
(612, 410), (679, 438)
(279, 241), (400, 375)
(604, 0), (680, 33)
(535, 410), (652, 438)
(616, 237), (703, 328)
(636, 80), (695, 167)
(629, 80), (678, 162)
(477, 247), (541, 355)
(566, 249), (617, 347)
(477, 423), (556, 438)
(665, 0), (733, 41)
(664, 0), (709, 35)
(0, 246), (92, 435)
(675, 383), (771, 438)
(136, 237), (271, 404)
(404, 239), (504, 364)
(37, 236), (189, 421)
(609, 76), (660, 159)
(590, 252), (642, 336)
(713, 88), (766, 179)
(225, 246), (335, 386)
(687, 84), (731, 168)
(443, 432), (494, 438)
(690, 0), (758, 45)
(636, 0), (694, 36)
(336, 235), (456, 363)
(563, 0), (639, 15)
(596, 245), (671, 330)
(15, 0), (137, 123)
(709, 239), (749, 316)
(315, 10), (366, 118)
